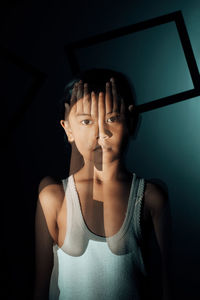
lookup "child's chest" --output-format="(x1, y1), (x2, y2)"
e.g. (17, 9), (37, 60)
(75, 180), (132, 238)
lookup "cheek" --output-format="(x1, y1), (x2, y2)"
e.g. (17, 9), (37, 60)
(73, 128), (97, 151)
(112, 123), (129, 141)
(112, 127), (130, 153)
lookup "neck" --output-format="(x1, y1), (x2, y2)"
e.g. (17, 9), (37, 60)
(81, 158), (130, 183)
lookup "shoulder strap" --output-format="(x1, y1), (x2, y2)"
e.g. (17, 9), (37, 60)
(62, 177), (69, 192)
(133, 177), (145, 242)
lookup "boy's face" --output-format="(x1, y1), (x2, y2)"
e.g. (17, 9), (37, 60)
(61, 79), (132, 165)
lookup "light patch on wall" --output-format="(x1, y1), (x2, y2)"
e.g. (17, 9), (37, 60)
(75, 22), (193, 106)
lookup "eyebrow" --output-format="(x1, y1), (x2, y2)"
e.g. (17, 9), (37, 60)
(75, 113), (92, 117)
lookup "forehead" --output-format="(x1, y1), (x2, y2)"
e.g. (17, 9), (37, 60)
(68, 98), (124, 116)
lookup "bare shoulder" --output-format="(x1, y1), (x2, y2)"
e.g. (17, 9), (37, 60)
(38, 176), (65, 207)
(38, 176), (65, 223)
(144, 180), (169, 217)
(39, 176), (64, 194)
(36, 176), (66, 243)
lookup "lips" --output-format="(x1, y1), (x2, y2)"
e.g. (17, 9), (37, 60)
(94, 145), (111, 151)
(94, 146), (102, 151)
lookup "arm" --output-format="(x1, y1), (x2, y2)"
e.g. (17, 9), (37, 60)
(144, 182), (173, 300)
(33, 178), (60, 300)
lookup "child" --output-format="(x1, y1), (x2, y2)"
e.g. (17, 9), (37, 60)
(34, 69), (172, 300)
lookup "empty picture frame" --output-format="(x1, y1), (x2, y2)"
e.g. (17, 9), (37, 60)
(65, 11), (200, 113)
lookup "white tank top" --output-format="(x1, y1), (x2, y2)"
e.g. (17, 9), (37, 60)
(49, 173), (146, 300)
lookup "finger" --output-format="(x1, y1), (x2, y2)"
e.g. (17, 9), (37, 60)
(105, 82), (112, 115)
(76, 80), (84, 114)
(91, 91), (98, 119)
(77, 80), (83, 100)
(83, 83), (91, 115)
(83, 82), (89, 97)
(98, 92), (106, 134)
(120, 98), (126, 116)
(110, 77), (120, 113)
(128, 104), (134, 114)
(70, 82), (78, 106)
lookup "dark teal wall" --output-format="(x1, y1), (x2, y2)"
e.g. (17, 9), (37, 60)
(127, 98), (200, 298)
(123, 3), (200, 299)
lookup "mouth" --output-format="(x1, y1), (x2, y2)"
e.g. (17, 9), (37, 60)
(94, 146), (102, 151)
(94, 145), (112, 152)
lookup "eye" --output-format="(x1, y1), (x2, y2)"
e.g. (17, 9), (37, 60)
(81, 119), (93, 125)
(107, 115), (120, 123)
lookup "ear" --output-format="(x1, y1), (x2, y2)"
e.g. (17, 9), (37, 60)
(60, 119), (74, 143)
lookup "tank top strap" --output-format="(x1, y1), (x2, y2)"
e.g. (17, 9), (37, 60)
(62, 177), (68, 191)
(133, 176), (145, 242)
(61, 174), (145, 245)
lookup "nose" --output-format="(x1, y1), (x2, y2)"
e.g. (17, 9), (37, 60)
(99, 135), (108, 140)
(96, 92), (112, 141)
(96, 123), (111, 141)
(98, 126), (109, 140)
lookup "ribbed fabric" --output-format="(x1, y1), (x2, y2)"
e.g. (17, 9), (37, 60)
(49, 173), (146, 300)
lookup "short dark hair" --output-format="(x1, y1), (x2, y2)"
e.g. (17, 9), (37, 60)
(59, 68), (136, 120)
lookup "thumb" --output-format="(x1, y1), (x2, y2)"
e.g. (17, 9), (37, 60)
(128, 104), (134, 113)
